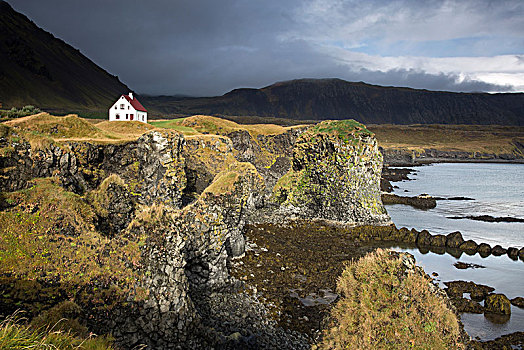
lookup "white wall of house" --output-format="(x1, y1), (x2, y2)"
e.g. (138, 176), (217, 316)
(108, 95), (148, 123)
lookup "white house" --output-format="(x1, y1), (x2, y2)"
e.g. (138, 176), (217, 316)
(108, 92), (148, 123)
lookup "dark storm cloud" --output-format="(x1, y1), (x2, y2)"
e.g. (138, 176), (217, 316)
(6, 0), (524, 95)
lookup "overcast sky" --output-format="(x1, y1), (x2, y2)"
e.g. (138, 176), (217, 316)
(7, 0), (524, 96)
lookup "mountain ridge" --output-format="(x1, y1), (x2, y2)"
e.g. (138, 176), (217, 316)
(143, 78), (524, 125)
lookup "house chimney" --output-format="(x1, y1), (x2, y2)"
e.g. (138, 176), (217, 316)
(128, 92), (133, 99)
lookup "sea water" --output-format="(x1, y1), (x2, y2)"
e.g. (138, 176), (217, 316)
(387, 163), (524, 247)
(384, 163), (524, 340)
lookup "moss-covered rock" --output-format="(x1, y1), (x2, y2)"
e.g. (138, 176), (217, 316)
(430, 234), (447, 247)
(460, 240), (478, 254)
(272, 120), (390, 225)
(477, 243), (492, 257)
(416, 230), (432, 246)
(446, 231), (464, 248)
(485, 294), (512, 315)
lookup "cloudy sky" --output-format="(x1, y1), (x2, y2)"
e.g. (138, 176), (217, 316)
(7, 0), (524, 96)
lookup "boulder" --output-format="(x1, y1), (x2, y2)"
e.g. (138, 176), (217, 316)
(485, 294), (511, 315)
(446, 231), (464, 248)
(430, 234), (447, 247)
(459, 240), (478, 254)
(519, 247), (524, 261)
(507, 247), (519, 260)
(492, 245), (506, 256)
(477, 243), (491, 257)
(416, 230), (432, 247)
(510, 297), (524, 308)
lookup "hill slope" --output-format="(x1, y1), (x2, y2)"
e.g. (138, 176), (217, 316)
(144, 79), (524, 125)
(0, 1), (129, 112)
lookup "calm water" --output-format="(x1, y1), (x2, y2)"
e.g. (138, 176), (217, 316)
(384, 163), (524, 340)
(387, 163), (524, 248)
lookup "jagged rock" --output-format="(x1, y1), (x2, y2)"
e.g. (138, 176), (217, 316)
(507, 247), (519, 260)
(459, 240), (478, 254)
(446, 231), (464, 248)
(511, 297), (524, 308)
(485, 294), (512, 315)
(430, 234), (447, 247)
(492, 245), (507, 256)
(416, 230), (432, 247)
(477, 243), (491, 257)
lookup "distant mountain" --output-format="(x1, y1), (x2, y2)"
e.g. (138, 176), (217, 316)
(0, 1), (129, 112)
(143, 79), (524, 125)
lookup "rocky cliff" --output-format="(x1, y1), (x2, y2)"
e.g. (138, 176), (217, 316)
(0, 114), (389, 348)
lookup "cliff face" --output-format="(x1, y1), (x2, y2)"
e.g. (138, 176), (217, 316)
(0, 115), (389, 348)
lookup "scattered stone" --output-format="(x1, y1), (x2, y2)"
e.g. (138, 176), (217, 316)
(446, 231), (464, 248)
(485, 294), (511, 315)
(510, 297), (524, 308)
(459, 240), (478, 254)
(492, 245), (507, 256)
(430, 234), (447, 247)
(477, 243), (491, 257)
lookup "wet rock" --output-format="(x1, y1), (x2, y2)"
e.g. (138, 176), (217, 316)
(519, 248), (524, 260)
(453, 262), (485, 270)
(450, 297), (483, 313)
(459, 240), (478, 254)
(445, 231), (464, 248)
(444, 281), (494, 301)
(511, 297), (524, 308)
(510, 297), (524, 308)
(507, 247), (519, 260)
(477, 243), (491, 257)
(381, 193), (436, 209)
(492, 245), (507, 256)
(416, 230), (432, 247)
(430, 234), (447, 247)
(485, 294), (511, 315)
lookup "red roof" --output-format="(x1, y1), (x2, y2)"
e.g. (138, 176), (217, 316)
(123, 94), (147, 112)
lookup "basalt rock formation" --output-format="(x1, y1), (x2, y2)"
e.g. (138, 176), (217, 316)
(0, 115), (388, 348)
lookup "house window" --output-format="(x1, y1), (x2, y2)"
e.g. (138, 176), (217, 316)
(120, 104), (124, 109)
(128, 106), (130, 110)
(114, 106), (117, 109)
(116, 114), (120, 120)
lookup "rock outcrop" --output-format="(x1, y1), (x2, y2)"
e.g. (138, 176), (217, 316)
(271, 120), (390, 225)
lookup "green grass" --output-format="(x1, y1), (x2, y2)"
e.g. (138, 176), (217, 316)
(309, 119), (373, 140)
(321, 249), (464, 350)
(0, 312), (113, 349)
(150, 119), (200, 135)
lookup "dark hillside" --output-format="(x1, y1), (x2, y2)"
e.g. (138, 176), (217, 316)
(0, 1), (129, 112)
(143, 79), (524, 125)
